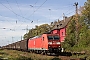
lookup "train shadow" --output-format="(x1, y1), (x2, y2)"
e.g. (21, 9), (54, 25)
(51, 57), (61, 60)
(58, 52), (72, 56)
(47, 52), (72, 56)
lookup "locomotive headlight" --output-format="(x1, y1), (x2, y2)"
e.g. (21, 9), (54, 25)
(48, 42), (52, 44)
(56, 42), (60, 44)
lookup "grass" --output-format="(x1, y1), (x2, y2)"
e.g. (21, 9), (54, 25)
(0, 49), (59, 60)
(1, 49), (88, 60)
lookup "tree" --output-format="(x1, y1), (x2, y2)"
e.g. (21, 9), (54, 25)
(62, 17), (76, 50)
(23, 24), (51, 39)
(77, 16), (90, 48)
(63, 14), (90, 51)
(62, 0), (90, 51)
(82, 0), (90, 25)
(77, 0), (90, 48)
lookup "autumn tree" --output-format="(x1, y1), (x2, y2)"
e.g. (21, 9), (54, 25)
(23, 24), (51, 39)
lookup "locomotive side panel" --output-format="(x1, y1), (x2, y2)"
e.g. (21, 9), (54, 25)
(41, 34), (48, 50)
(28, 35), (48, 51)
(35, 37), (42, 50)
(28, 39), (35, 50)
(28, 37), (42, 50)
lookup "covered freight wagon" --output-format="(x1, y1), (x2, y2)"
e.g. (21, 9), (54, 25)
(20, 39), (28, 51)
(11, 43), (16, 49)
(15, 41), (21, 50)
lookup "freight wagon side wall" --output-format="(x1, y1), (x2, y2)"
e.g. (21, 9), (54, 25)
(11, 43), (16, 49)
(20, 40), (28, 51)
(16, 42), (21, 50)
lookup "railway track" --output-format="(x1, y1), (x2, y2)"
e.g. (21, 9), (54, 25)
(46, 52), (86, 60)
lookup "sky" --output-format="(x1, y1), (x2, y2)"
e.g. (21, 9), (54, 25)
(0, 0), (87, 46)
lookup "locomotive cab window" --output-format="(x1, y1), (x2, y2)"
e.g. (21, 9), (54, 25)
(48, 36), (53, 40)
(54, 36), (60, 40)
(42, 37), (44, 41)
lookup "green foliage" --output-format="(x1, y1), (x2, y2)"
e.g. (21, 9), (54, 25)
(82, 0), (90, 25)
(63, 15), (90, 52)
(78, 24), (89, 47)
(62, 0), (90, 52)
(23, 24), (51, 39)
(79, 0), (90, 48)
(62, 17), (76, 50)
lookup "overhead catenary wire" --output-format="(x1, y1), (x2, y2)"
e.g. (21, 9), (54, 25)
(0, 0), (47, 24)
(29, 0), (39, 22)
(5, 0), (20, 30)
(5, 0), (32, 24)
(34, 0), (39, 5)
(15, 0), (23, 17)
(3, 0), (38, 30)
(14, 0), (22, 24)
(35, 0), (47, 12)
(58, 5), (75, 20)
(0, 1), (32, 21)
(27, 0), (47, 18)
(0, 14), (14, 25)
(5, 0), (20, 22)
(55, 4), (73, 10)
(14, 0), (28, 30)
(0, 1), (34, 32)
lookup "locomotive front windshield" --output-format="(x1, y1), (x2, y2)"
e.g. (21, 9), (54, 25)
(48, 35), (60, 40)
(54, 36), (59, 40)
(48, 36), (53, 40)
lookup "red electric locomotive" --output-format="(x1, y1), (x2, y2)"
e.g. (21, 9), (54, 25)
(28, 33), (62, 54)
